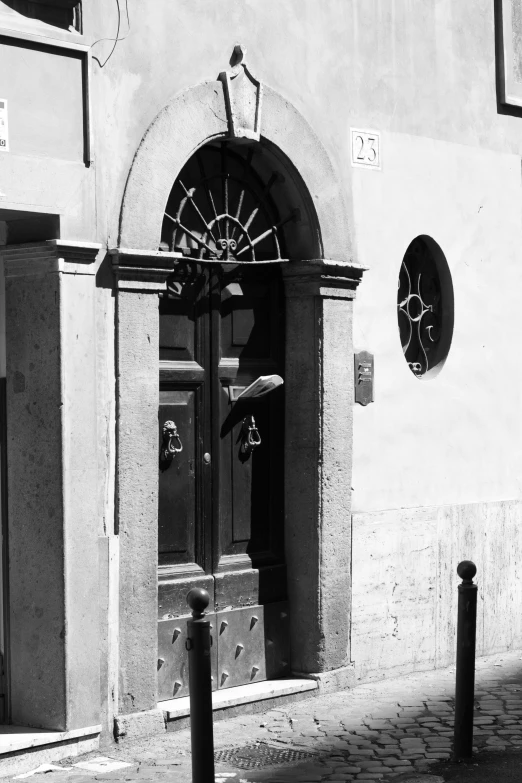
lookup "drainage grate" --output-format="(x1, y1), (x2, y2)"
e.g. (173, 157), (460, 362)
(214, 744), (316, 770)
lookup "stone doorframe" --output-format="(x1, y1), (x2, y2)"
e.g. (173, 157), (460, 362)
(112, 73), (366, 726)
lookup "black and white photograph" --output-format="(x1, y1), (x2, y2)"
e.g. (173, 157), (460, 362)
(0, 2), (519, 782)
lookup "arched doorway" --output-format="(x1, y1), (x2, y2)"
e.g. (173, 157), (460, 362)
(113, 69), (364, 725)
(157, 139), (312, 699)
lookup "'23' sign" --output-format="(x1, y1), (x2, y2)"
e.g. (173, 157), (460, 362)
(351, 129), (380, 169)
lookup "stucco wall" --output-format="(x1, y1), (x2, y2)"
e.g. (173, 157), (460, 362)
(87, 0), (522, 246)
(349, 134), (522, 676)
(352, 136), (522, 511)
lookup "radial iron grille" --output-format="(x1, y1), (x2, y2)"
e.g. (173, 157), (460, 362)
(214, 743), (317, 770)
(161, 142), (298, 262)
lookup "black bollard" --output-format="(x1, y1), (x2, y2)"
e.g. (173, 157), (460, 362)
(186, 587), (215, 783)
(454, 560), (478, 761)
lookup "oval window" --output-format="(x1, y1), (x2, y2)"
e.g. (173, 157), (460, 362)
(397, 236), (454, 379)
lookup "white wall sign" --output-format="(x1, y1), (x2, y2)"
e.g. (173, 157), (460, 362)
(0, 100), (9, 152)
(351, 128), (380, 169)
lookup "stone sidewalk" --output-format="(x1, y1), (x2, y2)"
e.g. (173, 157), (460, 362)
(10, 650), (522, 783)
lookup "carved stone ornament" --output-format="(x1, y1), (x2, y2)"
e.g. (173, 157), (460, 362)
(219, 44), (263, 141)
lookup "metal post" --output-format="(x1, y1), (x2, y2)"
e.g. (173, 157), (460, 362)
(186, 587), (215, 783)
(454, 560), (478, 761)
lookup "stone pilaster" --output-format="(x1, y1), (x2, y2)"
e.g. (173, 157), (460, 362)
(282, 259), (366, 690)
(110, 248), (181, 717)
(3, 240), (101, 730)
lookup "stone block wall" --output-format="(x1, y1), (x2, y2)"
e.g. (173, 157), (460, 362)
(351, 500), (522, 682)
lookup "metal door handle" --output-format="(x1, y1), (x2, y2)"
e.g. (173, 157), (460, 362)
(240, 415), (261, 455)
(161, 420), (183, 462)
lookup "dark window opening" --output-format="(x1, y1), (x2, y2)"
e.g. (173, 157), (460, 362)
(0, 1), (81, 32)
(397, 235), (454, 379)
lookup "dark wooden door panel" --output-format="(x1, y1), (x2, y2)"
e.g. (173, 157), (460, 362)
(214, 564), (287, 611)
(215, 266), (285, 580)
(158, 263), (211, 611)
(217, 396), (277, 556)
(158, 262), (287, 698)
(158, 389), (198, 566)
(159, 573), (214, 620)
(220, 273), (277, 362)
(232, 420), (255, 544)
(159, 272), (206, 362)
(160, 296), (196, 361)
(232, 398), (279, 555)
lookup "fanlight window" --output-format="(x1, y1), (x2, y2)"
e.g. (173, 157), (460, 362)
(160, 142), (299, 262)
(397, 236), (453, 379)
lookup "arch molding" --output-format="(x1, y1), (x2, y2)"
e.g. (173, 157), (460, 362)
(119, 80), (352, 262)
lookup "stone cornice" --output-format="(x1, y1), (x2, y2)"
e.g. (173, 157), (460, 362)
(281, 259), (368, 299)
(2, 240), (102, 278)
(110, 248), (185, 292)
(110, 251), (369, 296)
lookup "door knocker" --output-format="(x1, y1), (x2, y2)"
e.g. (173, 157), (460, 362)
(240, 415), (261, 457)
(161, 420), (183, 462)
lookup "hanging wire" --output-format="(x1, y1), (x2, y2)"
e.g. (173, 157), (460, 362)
(91, 0), (131, 68)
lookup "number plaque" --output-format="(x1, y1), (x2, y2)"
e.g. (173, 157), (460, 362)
(350, 128), (380, 169)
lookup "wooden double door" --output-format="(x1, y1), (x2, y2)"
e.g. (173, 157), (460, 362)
(157, 261), (288, 700)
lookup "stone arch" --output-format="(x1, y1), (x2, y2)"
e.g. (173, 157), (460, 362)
(118, 80), (352, 262)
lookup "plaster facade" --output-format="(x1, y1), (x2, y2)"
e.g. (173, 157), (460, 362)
(0, 0), (519, 763)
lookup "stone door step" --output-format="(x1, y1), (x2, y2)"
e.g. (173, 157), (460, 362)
(159, 678), (318, 720)
(0, 724), (101, 756)
(0, 725), (101, 778)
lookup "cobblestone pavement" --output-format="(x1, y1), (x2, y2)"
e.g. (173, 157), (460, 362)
(12, 650), (522, 783)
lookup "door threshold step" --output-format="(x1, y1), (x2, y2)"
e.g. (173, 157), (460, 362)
(0, 723), (101, 755)
(159, 678), (318, 720)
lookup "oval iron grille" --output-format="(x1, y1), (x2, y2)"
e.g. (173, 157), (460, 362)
(161, 142), (298, 261)
(397, 237), (443, 378)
